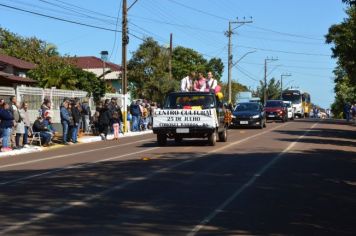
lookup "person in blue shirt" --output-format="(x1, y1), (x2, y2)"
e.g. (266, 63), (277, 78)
(0, 102), (14, 151)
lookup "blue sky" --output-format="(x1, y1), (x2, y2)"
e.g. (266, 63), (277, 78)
(0, 0), (348, 108)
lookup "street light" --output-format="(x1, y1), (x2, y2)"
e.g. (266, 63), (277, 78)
(100, 51), (108, 80)
(280, 73), (292, 99)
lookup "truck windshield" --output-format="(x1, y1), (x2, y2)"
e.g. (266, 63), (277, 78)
(164, 94), (216, 109)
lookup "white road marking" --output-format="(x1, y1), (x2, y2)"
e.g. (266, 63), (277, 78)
(0, 138), (154, 170)
(187, 122), (318, 236)
(0, 123), (289, 234)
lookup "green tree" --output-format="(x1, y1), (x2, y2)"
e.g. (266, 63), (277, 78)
(326, 1), (356, 114)
(221, 80), (248, 104)
(172, 46), (207, 80)
(255, 78), (281, 104)
(1, 27), (105, 100)
(206, 57), (224, 81)
(325, 5), (356, 85)
(128, 37), (178, 102)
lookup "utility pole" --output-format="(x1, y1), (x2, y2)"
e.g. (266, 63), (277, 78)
(121, 0), (128, 132)
(226, 17), (252, 103)
(280, 73), (292, 99)
(169, 33), (173, 80)
(264, 57), (278, 105)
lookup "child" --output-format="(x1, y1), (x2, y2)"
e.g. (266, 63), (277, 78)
(111, 111), (120, 140)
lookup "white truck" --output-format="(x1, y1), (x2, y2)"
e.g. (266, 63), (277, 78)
(152, 92), (229, 146)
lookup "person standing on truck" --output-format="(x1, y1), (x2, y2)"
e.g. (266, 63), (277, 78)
(194, 72), (206, 92)
(205, 71), (218, 92)
(180, 72), (195, 92)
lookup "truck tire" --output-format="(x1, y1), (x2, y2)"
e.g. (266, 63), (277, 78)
(218, 127), (227, 142)
(157, 133), (167, 146)
(208, 130), (217, 146)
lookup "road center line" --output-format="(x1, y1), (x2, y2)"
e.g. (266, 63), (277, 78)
(0, 123), (290, 234)
(0, 138), (155, 170)
(187, 122), (318, 236)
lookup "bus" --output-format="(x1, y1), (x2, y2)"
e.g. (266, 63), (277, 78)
(282, 89), (310, 118)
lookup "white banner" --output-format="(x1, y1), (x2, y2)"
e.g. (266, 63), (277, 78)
(153, 109), (217, 128)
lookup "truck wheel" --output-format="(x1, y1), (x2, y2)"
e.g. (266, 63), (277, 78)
(218, 127), (227, 142)
(157, 133), (167, 146)
(208, 130), (217, 146)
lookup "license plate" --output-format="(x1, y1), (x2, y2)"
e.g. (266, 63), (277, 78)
(240, 121), (248, 124)
(268, 115), (275, 117)
(176, 128), (189, 133)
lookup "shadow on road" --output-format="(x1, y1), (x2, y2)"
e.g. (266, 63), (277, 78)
(0, 146), (356, 235)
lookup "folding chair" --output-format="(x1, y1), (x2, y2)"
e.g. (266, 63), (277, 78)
(29, 126), (42, 146)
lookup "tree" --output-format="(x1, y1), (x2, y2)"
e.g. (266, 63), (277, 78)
(0, 27), (105, 100)
(326, 1), (356, 114)
(255, 78), (281, 104)
(221, 80), (248, 104)
(325, 5), (356, 85)
(172, 46), (207, 80)
(206, 57), (224, 81)
(128, 37), (178, 102)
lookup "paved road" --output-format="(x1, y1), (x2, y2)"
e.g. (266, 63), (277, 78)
(0, 119), (355, 235)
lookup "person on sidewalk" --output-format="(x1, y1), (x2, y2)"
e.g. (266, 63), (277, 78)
(19, 102), (30, 148)
(130, 101), (141, 132)
(60, 100), (70, 145)
(81, 97), (91, 134)
(111, 111), (120, 141)
(32, 116), (52, 147)
(71, 100), (81, 144)
(0, 102), (14, 152)
(98, 102), (112, 140)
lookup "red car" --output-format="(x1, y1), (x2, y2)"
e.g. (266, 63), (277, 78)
(265, 100), (288, 122)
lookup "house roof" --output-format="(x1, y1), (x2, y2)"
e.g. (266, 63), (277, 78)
(0, 71), (37, 84)
(70, 56), (121, 72)
(0, 54), (36, 70)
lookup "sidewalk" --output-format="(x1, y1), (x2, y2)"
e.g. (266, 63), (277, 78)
(0, 130), (153, 158)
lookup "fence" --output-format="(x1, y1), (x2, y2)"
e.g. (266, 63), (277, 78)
(0, 86), (128, 124)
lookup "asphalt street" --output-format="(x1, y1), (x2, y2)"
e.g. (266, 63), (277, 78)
(0, 119), (355, 236)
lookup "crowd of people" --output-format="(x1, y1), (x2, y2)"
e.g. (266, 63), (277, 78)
(0, 96), (56, 152)
(0, 95), (157, 152)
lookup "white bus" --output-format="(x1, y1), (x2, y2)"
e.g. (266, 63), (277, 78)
(282, 89), (304, 118)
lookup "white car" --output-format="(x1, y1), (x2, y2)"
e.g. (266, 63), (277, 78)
(283, 101), (294, 120)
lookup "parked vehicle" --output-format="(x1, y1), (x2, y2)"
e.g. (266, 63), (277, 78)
(152, 92), (229, 146)
(265, 100), (288, 122)
(231, 102), (266, 129)
(283, 101), (294, 120)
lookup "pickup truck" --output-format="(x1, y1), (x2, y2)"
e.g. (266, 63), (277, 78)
(152, 92), (229, 146)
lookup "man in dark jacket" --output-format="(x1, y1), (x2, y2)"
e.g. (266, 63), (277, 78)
(71, 101), (81, 143)
(0, 102), (14, 151)
(60, 101), (70, 145)
(99, 103), (112, 140)
(32, 116), (52, 146)
(130, 101), (141, 132)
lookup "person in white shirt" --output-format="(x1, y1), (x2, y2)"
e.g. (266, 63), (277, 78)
(180, 72), (195, 92)
(205, 71), (218, 92)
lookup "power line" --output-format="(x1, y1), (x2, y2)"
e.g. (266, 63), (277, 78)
(109, 0), (122, 61)
(236, 45), (331, 57)
(246, 25), (324, 41)
(0, 3), (121, 32)
(167, 0), (229, 21)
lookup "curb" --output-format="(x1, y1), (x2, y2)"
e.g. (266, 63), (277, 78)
(0, 130), (153, 158)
